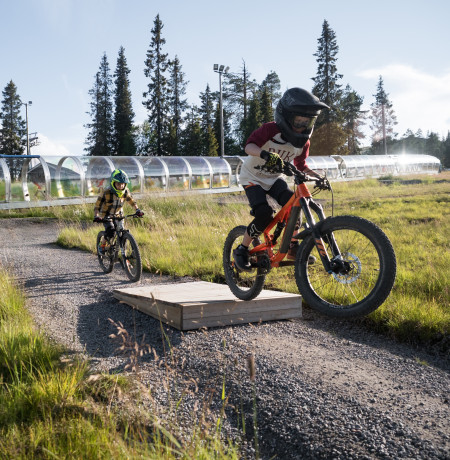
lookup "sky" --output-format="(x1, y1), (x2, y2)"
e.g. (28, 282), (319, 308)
(1, 0), (450, 157)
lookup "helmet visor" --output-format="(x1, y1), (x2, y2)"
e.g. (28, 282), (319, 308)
(290, 115), (317, 131)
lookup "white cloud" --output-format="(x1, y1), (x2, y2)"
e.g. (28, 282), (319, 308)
(32, 133), (72, 157)
(358, 64), (450, 138)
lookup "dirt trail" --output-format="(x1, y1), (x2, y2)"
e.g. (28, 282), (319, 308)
(1, 218), (448, 459)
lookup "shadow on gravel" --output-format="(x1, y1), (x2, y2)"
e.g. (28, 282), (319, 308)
(77, 291), (184, 374)
(22, 271), (107, 297)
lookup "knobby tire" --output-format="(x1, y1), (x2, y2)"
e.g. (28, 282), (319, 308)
(97, 231), (114, 274)
(120, 232), (142, 282)
(295, 216), (396, 318)
(223, 225), (266, 301)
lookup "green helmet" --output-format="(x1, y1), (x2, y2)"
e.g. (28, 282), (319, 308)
(110, 169), (130, 197)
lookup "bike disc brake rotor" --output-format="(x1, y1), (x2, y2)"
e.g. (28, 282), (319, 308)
(331, 252), (362, 284)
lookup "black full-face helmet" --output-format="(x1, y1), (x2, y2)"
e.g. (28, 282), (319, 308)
(275, 88), (329, 148)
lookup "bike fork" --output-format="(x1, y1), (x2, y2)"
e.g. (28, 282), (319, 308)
(300, 198), (341, 273)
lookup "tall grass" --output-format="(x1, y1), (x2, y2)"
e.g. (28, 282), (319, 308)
(0, 267), (240, 458)
(4, 174), (449, 347)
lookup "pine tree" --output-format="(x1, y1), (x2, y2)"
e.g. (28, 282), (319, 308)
(167, 55), (188, 155)
(341, 84), (365, 155)
(425, 132), (443, 161)
(311, 20), (346, 155)
(85, 53), (114, 156)
(370, 75), (398, 154)
(442, 132), (450, 168)
(0, 80), (26, 178)
(240, 92), (262, 145)
(199, 84), (218, 155)
(143, 14), (170, 156)
(180, 106), (203, 156)
(135, 121), (156, 156)
(260, 71), (281, 109)
(223, 60), (257, 147)
(259, 85), (273, 124)
(114, 46), (136, 156)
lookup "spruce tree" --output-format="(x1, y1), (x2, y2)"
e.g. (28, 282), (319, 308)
(85, 53), (114, 156)
(442, 132), (450, 168)
(0, 80), (26, 178)
(199, 84), (218, 155)
(260, 71), (281, 109)
(259, 85), (274, 124)
(370, 76), (397, 154)
(167, 55), (188, 155)
(240, 92), (262, 145)
(114, 46), (136, 156)
(341, 84), (365, 155)
(135, 121), (156, 156)
(223, 60), (257, 147)
(143, 14), (170, 156)
(180, 106), (203, 156)
(311, 20), (346, 155)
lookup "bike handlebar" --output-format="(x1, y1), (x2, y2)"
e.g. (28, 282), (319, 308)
(255, 162), (331, 190)
(95, 213), (143, 223)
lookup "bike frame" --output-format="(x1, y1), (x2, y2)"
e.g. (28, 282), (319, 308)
(248, 179), (340, 272)
(102, 215), (134, 263)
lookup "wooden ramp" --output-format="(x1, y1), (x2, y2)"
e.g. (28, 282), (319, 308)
(113, 281), (302, 331)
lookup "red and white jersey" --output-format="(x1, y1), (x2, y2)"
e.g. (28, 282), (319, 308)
(239, 122), (310, 190)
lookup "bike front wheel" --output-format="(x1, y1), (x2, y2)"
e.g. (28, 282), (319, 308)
(97, 231), (114, 274)
(120, 232), (142, 282)
(223, 225), (266, 301)
(295, 216), (396, 318)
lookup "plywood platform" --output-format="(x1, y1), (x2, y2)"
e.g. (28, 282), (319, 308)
(113, 281), (302, 330)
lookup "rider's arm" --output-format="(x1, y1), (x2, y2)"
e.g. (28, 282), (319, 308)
(302, 166), (323, 179)
(245, 143), (264, 158)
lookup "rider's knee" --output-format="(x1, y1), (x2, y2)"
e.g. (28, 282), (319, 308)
(247, 203), (273, 238)
(105, 227), (115, 239)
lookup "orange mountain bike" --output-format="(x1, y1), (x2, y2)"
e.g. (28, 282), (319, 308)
(223, 162), (397, 318)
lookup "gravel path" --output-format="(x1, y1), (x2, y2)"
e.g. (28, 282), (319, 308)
(1, 218), (448, 459)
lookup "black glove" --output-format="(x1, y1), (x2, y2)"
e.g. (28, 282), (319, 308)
(260, 150), (284, 173)
(315, 176), (331, 191)
(93, 216), (102, 223)
(135, 209), (144, 217)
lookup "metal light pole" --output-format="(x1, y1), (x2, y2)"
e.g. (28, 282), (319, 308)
(213, 64), (229, 157)
(22, 101), (32, 155)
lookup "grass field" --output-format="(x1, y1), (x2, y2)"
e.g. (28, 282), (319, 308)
(3, 173), (449, 348)
(0, 173), (448, 457)
(0, 267), (240, 458)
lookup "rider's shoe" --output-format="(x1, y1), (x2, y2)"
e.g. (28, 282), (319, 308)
(287, 242), (316, 264)
(287, 242), (299, 260)
(233, 244), (252, 272)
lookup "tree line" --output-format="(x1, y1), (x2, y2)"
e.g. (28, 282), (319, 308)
(1, 16), (449, 168)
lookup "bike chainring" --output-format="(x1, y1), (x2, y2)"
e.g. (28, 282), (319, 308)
(256, 253), (272, 274)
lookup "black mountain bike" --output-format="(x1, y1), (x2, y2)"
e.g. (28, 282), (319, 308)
(223, 162), (397, 318)
(96, 214), (143, 282)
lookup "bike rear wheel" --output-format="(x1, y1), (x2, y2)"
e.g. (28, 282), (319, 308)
(295, 216), (396, 318)
(97, 231), (114, 273)
(120, 232), (142, 282)
(223, 225), (266, 301)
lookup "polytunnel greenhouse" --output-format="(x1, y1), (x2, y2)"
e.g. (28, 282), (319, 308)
(0, 153), (441, 209)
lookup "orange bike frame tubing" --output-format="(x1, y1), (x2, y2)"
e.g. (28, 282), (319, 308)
(249, 182), (313, 266)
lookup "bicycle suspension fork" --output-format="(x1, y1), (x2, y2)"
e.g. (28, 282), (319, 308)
(299, 197), (342, 273)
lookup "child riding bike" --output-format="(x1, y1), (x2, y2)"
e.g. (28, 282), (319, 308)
(93, 169), (144, 253)
(233, 87), (330, 272)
